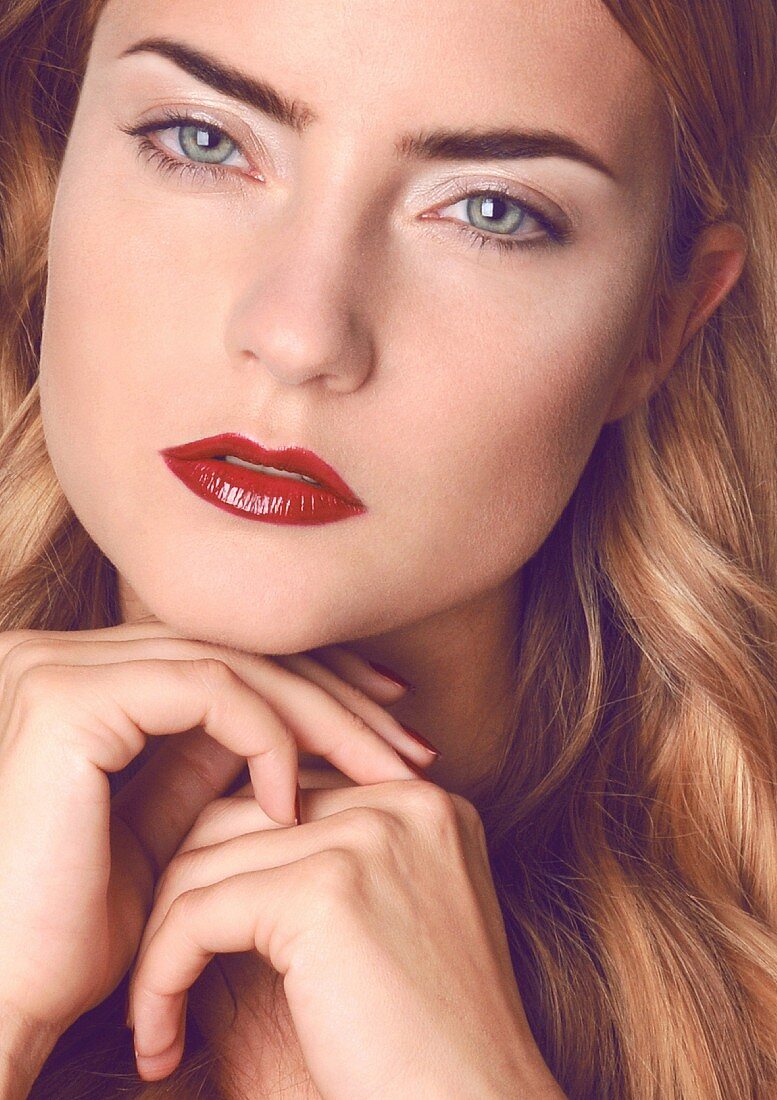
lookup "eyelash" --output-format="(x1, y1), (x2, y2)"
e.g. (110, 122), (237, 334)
(120, 110), (572, 256)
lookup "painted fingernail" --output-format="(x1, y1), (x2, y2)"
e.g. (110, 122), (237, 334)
(367, 660), (415, 691)
(400, 725), (440, 757)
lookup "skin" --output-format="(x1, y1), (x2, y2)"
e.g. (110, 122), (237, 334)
(35, 0), (747, 1092)
(39, 0), (745, 790)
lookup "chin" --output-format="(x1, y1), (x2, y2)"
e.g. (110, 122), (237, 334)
(128, 586), (340, 656)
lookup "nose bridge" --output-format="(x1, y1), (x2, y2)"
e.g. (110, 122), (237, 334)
(226, 147), (381, 389)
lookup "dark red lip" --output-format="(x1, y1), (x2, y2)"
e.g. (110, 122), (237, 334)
(160, 433), (362, 506)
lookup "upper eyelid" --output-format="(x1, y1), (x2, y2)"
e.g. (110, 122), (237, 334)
(125, 108), (266, 165)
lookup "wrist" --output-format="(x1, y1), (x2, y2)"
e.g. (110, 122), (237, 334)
(0, 1011), (61, 1099)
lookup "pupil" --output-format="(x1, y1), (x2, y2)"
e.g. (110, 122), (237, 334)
(480, 196), (506, 220)
(180, 124), (235, 163)
(467, 193), (524, 234)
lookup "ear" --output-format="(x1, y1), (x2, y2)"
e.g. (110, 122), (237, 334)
(603, 221), (748, 424)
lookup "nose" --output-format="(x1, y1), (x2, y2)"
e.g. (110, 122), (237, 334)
(224, 196), (378, 394)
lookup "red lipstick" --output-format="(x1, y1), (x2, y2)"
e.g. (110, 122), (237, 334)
(160, 433), (367, 526)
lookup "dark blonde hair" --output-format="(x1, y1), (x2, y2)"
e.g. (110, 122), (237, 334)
(1, 1), (776, 1096)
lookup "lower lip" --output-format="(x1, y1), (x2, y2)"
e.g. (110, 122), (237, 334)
(162, 456), (367, 526)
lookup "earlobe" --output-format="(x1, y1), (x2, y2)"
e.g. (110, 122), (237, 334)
(603, 221), (748, 425)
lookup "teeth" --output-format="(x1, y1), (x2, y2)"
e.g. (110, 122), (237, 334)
(221, 455), (321, 486)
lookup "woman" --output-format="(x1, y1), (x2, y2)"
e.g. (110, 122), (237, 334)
(0, 0), (775, 1095)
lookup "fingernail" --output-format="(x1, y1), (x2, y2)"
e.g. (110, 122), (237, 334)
(367, 660), (415, 691)
(135, 1041), (179, 1078)
(400, 724), (440, 757)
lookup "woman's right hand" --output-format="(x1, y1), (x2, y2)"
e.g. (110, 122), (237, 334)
(0, 620), (431, 1050)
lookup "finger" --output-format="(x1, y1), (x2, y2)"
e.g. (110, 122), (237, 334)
(178, 775), (432, 854)
(139, 803), (381, 963)
(21, 656), (301, 831)
(290, 645), (414, 701)
(4, 633), (424, 814)
(171, 792), (287, 856)
(111, 725), (263, 878)
(187, 649), (425, 783)
(128, 860), (319, 1079)
(270, 652), (434, 764)
(168, 647), (423, 784)
(17, 631), (434, 770)
(165, 763), (360, 859)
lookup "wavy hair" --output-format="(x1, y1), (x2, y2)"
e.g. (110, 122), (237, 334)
(1, 0), (776, 1096)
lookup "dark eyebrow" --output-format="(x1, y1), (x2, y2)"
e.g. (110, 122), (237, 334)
(119, 36), (618, 181)
(119, 37), (318, 132)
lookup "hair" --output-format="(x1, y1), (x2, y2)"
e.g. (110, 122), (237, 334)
(1, 0), (776, 1096)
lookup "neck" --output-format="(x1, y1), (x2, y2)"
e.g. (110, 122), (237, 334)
(334, 578), (521, 794)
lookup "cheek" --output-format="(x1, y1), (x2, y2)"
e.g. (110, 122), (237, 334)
(372, 249), (648, 577)
(38, 136), (225, 531)
(38, 112), (652, 637)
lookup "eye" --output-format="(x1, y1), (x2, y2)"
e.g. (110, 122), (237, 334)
(120, 111), (260, 183)
(162, 121), (248, 167)
(431, 186), (571, 254)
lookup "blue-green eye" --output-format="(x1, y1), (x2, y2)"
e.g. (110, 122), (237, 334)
(464, 193), (528, 235)
(432, 187), (571, 254)
(121, 112), (571, 256)
(121, 111), (254, 179)
(177, 123), (239, 164)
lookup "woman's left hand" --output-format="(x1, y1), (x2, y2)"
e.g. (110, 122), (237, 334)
(127, 777), (563, 1099)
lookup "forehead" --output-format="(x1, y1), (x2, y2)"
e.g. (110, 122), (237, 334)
(94, 0), (670, 187)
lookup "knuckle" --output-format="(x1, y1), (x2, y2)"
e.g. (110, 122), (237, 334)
(409, 780), (458, 823)
(340, 805), (400, 850)
(451, 793), (487, 840)
(450, 791), (480, 823)
(194, 796), (232, 831)
(0, 636), (56, 685)
(340, 708), (376, 742)
(156, 847), (200, 901)
(185, 797), (240, 845)
(189, 656), (237, 693)
(167, 885), (202, 925)
(311, 847), (362, 909)
(0, 630), (40, 660)
(13, 661), (67, 710)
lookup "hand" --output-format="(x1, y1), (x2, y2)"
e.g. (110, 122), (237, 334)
(0, 620), (433, 1047)
(127, 778), (562, 1099)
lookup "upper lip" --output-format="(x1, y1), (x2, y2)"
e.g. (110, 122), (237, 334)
(160, 432), (363, 505)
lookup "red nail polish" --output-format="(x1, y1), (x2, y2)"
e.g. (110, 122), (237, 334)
(367, 660), (415, 691)
(401, 725), (440, 757)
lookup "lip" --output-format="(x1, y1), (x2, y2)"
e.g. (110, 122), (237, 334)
(159, 432), (367, 527)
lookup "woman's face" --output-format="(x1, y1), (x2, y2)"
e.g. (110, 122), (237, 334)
(39, 0), (671, 654)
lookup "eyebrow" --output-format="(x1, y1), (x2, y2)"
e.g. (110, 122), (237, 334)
(119, 37), (618, 181)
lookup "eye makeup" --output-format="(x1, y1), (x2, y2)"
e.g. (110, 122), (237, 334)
(119, 107), (574, 256)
